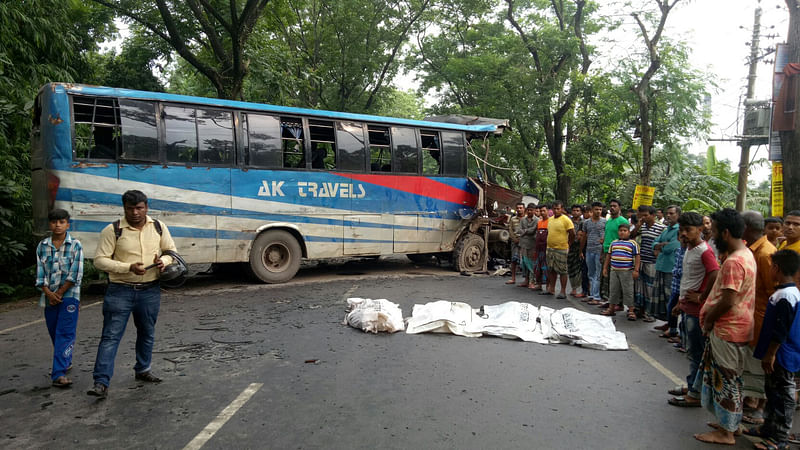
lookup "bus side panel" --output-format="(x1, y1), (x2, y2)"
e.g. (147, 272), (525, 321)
(230, 170), (354, 259)
(119, 165), (230, 263)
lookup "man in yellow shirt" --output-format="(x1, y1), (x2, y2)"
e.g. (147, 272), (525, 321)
(778, 211), (800, 253)
(88, 190), (177, 399)
(546, 200), (575, 298)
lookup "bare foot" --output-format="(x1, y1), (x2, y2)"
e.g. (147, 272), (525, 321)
(694, 429), (736, 445)
(706, 422), (741, 437)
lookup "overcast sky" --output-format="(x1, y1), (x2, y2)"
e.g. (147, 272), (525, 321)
(665, 0), (787, 184)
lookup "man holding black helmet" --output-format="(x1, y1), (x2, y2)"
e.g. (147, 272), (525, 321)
(88, 190), (178, 399)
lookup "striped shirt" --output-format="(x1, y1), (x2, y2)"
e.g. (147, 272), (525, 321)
(35, 232), (84, 307)
(609, 239), (639, 270)
(638, 221), (666, 264)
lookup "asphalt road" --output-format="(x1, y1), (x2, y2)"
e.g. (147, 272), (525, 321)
(0, 257), (790, 449)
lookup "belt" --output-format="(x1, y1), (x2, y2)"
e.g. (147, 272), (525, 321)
(111, 281), (160, 290)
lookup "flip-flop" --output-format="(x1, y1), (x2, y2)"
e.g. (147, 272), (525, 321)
(586, 299), (603, 305)
(743, 426), (768, 438)
(668, 396), (700, 407)
(52, 376), (73, 388)
(668, 386), (688, 396)
(742, 410), (765, 425)
(599, 309), (616, 316)
(540, 291), (553, 295)
(753, 438), (788, 450)
(556, 293), (566, 299)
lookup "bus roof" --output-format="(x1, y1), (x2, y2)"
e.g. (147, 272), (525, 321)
(47, 83), (500, 134)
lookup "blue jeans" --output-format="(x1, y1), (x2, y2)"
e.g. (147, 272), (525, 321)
(44, 297), (79, 380)
(585, 251), (603, 299)
(684, 314), (705, 395)
(92, 283), (160, 387)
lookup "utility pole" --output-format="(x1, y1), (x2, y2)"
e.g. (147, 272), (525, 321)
(736, 5), (762, 211)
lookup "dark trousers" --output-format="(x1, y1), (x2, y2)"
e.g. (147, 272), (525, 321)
(581, 257), (589, 294)
(762, 362), (796, 443)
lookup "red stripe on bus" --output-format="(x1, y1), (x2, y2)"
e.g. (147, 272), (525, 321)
(334, 173), (478, 207)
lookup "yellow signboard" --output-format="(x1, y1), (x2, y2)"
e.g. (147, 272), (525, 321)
(632, 185), (655, 209)
(772, 162), (784, 217)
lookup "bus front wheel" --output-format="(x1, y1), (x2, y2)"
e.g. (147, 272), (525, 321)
(453, 233), (485, 273)
(249, 230), (302, 283)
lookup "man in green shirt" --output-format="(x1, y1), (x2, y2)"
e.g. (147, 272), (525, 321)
(601, 199), (629, 306)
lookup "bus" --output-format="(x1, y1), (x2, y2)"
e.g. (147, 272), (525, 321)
(31, 83), (510, 283)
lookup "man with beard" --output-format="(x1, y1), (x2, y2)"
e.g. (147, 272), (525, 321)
(691, 209), (756, 446)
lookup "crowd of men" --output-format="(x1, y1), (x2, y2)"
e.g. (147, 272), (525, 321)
(504, 201), (800, 448)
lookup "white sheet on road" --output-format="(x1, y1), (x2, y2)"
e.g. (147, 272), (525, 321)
(405, 301), (628, 350)
(344, 297), (405, 333)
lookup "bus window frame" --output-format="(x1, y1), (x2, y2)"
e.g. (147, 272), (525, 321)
(333, 121), (368, 173)
(69, 94), (121, 162)
(160, 102), (237, 168)
(367, 123), (392, 173)
(389, 126), (420, 175)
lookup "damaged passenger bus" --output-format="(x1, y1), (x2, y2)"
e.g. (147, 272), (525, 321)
(31, 83), (515, 283)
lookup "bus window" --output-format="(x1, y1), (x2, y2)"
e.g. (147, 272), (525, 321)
(164, 105), (198, 163)
(243, 113), (281, 168)
(441, 131), (466, 176)
(119, 99), (158, 162)
(309, 120), (336, 170)
(368, 125), (391, 172)
(281, 117), (305, 168)
(197, 108), (233, 165)
(72, 95), (120, 160)
(421, 130), (441, 175)
(391, 127), (418, 174)
(336, 122), (366, 172)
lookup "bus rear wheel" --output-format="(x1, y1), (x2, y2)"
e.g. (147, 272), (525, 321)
(453, 233), (485, 273)
(249, 230), (302, 283)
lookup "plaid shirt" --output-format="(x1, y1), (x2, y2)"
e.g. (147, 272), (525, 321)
(670, 245), (686, 297)
(35, 232), (83, 307)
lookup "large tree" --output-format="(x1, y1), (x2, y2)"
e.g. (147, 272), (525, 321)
(91, 0), (271, 100)
(630, 0), (680, 186)
(505, 0), (593, 202)
(264, 0), (432, 112)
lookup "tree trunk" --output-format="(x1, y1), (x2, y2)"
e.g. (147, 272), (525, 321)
(785, 0), (800, 214)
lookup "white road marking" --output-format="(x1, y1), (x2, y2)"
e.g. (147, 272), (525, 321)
(183, 382), (264, 450)
(629, 343), (684, 386)
(0, 300), (102, 335)
(342, 285), (359, 301)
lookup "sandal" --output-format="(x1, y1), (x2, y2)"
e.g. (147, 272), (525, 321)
(52, 376), (72, 388)
(743, 426), (768, 438)
(667, 336), (681, 344)
(586, 299), (603, 306)
(627, 308), (637, 321)
(599, 308), (616, 316)
(659, 331), (678, 338)
(754, 438), (789, 450)
(668, 386), (688, 396)
(742, 409), (765, 425)
(642, 314), (656, 323)
(668, 396), (701, 407)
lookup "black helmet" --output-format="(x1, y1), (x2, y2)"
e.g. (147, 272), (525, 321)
(160, 250), (188, 283)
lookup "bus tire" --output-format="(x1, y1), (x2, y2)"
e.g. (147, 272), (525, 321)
(248, 229), (302, 283)
(453, 233), (485, 272)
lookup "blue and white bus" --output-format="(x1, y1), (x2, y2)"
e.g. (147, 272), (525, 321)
(31, 83), (507, 283)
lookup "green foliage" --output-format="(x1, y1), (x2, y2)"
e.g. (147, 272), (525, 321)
(0, 0), (114, 299)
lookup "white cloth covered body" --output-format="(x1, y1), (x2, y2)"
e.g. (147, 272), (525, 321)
(344, 297), (405, 333)
(406, 301), (628, 351)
